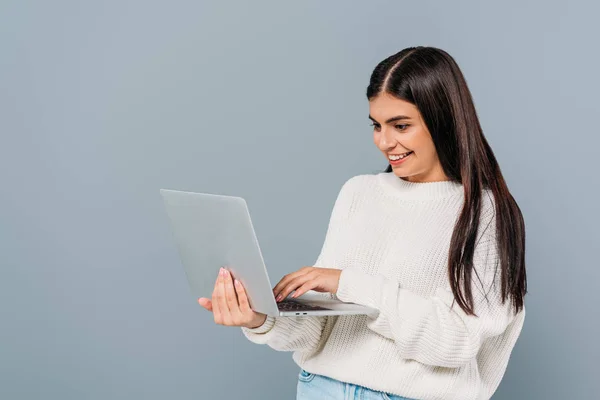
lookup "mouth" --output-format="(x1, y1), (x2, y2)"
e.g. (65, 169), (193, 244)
(388, 151), (413, 165)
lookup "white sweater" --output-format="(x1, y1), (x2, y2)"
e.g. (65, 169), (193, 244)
(241, 172), (526, 400)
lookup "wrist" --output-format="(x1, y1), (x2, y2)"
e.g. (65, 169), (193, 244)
(245, 315), (267, 329)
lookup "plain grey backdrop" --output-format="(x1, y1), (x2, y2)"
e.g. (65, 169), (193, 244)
(1, 0), (598, 399)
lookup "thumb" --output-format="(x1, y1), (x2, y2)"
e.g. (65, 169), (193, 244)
(198, 297), (213, 311)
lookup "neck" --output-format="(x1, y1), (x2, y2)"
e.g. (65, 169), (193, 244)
(379, 172), (463, 200)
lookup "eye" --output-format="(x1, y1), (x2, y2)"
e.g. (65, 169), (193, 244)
(369, 123), (409, 132)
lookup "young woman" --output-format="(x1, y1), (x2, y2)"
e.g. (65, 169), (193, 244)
(198, 46), (527, 400)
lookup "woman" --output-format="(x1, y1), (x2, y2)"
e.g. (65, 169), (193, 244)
(198, 46), (527, 400)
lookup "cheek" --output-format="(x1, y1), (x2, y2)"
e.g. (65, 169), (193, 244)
(409, 131), (434, 153)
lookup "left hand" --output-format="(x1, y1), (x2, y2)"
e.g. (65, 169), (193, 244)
(272, 267), (342, 302)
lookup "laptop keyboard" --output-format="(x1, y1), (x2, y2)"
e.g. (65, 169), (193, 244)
(277, 299), (332, 312)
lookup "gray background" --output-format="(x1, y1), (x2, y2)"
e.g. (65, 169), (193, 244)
(1, 0), (598, 399)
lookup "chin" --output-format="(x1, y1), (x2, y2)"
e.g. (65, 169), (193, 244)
(391, 165), (421, 178)
(391, 169), (409, 178)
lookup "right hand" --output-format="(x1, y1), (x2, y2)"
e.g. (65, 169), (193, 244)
(198, 267), (267, 329)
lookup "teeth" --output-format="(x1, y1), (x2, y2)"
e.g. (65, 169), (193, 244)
(389, 152), (411, 161)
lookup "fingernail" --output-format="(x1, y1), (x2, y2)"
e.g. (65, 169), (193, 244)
(220, 268), (224, 276)
(276, 295), (282, 301)
(234, 279), (240, 286)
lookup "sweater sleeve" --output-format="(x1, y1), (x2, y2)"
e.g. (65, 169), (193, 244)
(336, 204), (521, 368)
(240, 176), (359, 352)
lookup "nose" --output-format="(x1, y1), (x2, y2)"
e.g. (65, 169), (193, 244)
(376, 126), (396, 151)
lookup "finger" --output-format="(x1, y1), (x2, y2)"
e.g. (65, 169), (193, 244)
(272, 270), (300, 297)
(222, 268), (240, 315)
(273, 267), (312, 299)
(198, 297), (213, 312)
(275, 266), (312, 291)
(234, 279), (252, 314)
(212, 270), (222, 323)
(290, 282), (316, 299)
(217, 268), (232, 322)
(277, 274), (313, 302)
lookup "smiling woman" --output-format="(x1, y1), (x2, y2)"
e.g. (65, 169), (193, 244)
(206, 46), (528, 400)
(368, 95), (442, 178)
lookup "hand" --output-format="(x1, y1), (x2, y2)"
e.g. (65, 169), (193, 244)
(272, 266), (342, 302)
(198, 267), (267, 329)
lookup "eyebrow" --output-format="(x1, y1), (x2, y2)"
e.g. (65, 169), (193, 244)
(368, 114), (412, 124)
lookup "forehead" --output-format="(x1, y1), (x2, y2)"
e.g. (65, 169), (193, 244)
(369, 94), (419, 119)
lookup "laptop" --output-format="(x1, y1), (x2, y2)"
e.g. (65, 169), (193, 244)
(160, 189), (378, 317)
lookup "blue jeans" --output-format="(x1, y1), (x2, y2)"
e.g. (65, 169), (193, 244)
(296, 368), (416, 400)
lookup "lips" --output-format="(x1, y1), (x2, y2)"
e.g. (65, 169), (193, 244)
(389, 151), (413, 159)
(389, 151), (413, 165)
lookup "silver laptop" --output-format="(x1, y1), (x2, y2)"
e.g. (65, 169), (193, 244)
(160, 189), (378, 317)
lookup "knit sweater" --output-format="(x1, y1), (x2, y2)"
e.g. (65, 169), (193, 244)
(241, 172), (526, 400)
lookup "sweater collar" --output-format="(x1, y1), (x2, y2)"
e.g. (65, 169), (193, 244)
(378, 172), (463, 200)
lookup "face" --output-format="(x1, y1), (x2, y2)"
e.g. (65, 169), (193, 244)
(369, 93), (449, 183)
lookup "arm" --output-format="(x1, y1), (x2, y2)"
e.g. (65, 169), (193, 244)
(336, 206), (521, 368)
(241, 176), (360, 352)
(240, 297), (330, 352)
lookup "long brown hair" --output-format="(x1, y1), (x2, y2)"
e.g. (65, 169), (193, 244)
(367, 46), (527, 315)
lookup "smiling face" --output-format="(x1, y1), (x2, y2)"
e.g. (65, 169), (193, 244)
(369, 93), (449, 183)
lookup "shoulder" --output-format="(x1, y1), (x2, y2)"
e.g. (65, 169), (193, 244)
(337, 173), (378, 199)
(341, 173), (376, 189)
(481, 189), (498, 220)
(327, 174), (378, 218)
(478, 188), (498, 241)
(481, 189), (496, 217)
